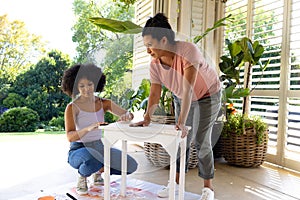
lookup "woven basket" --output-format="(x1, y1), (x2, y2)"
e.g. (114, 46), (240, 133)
(144, 115), (199, 169)
(149, 115), (176, 124)
(220, 127), (268, 167)
(144, 142), (198, 169)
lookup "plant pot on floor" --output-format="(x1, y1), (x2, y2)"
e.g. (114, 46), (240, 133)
(220, 128), (268, 167)
(144, 115), (199, 169)
(144, 115), (224, 168)
(220, 114), (269, 167)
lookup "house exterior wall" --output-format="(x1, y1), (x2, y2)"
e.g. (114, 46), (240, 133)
(132, 0), (153, 90)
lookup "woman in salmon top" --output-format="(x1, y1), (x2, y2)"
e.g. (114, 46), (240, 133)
(61, 63), (137, 195)
(131, 13), (221, 200)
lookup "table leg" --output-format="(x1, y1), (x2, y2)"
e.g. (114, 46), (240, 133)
(121, 140), (127, 196)
(104, 137), (111, 200)
(178, 137), (187, 200)
(167, 141), (177, 200)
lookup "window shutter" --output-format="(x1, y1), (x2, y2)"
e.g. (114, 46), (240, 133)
(286, 0), (300, 156)
(224, 0), (300, 171)
(191, 0), (205, 40)
(132, 0), (153, 90)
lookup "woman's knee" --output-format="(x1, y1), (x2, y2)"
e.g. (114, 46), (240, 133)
(127, 156), (138, 174)
(78, 159), (103, 177)
(110, 148), (138, 174)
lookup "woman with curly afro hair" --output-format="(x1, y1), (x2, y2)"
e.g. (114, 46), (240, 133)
(61, 63), (138, 195)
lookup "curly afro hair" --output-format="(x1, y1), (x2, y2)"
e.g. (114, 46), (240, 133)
(61, 63), (106, 98)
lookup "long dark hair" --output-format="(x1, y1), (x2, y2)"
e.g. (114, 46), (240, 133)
(142, 13), (176, 45)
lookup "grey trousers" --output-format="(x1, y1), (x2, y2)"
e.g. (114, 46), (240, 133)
(174, 90), (221, 179)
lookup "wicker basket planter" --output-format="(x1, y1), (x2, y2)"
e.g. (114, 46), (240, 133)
(144, 142), (198, 169)
(144, 115), (199, 169)
(220, 127), (268, 167)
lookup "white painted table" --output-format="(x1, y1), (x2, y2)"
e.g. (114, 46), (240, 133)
(99, 122), (188, 200)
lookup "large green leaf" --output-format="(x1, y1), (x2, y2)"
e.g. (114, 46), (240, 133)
(232, 88), (250, 98)
(89, 17), (142, 34)
(231, 41), (242, 57)
(193, 14), (233, 44)
(254, 44), (265, 58)
(233, 53), (244, 67)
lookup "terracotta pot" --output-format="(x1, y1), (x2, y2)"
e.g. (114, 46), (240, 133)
(38, 196), (55, 200)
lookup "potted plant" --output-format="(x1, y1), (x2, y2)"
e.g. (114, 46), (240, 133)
(129, 78), (175, 122)
(219, 37), (270, 167)
(127, 79), (180, 167)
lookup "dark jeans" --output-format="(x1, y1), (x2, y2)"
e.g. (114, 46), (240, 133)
(68, 140), (138, 177)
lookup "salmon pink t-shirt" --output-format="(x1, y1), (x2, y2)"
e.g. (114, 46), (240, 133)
(150, 41), (220, 101)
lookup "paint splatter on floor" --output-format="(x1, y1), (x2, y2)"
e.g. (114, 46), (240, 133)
(26, 176), (201, 200)
(69, 181), (158, 199)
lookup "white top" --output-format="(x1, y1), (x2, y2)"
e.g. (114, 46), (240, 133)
(71, 102), (104, 142)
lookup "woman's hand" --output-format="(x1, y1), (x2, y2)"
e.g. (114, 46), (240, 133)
(119, 111), (134, 122)
(129, 117), (151, 127)
(175, 123), (189, 138)
(87, 122), (100, 132)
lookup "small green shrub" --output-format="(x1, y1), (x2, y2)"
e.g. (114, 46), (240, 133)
(3, 93), (25, 108)
(47, 116), (65, 131)
(0, 107), (40, 132)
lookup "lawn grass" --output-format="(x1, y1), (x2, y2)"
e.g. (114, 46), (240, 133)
(0, 130), (65, 136)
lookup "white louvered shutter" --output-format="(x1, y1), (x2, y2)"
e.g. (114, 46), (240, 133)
(223, 0), (300, 172)
(132, 0), (153, 90)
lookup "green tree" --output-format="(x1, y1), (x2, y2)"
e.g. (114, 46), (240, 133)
(2, 93), (25, 108)
(9, 50), (71, 121)
(101, 35), (133, 95)
(72, 0), (107, 63)
(112, 0), (137, 8)
(72, 0), (134, 98)
(0, 14), (46, 86)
